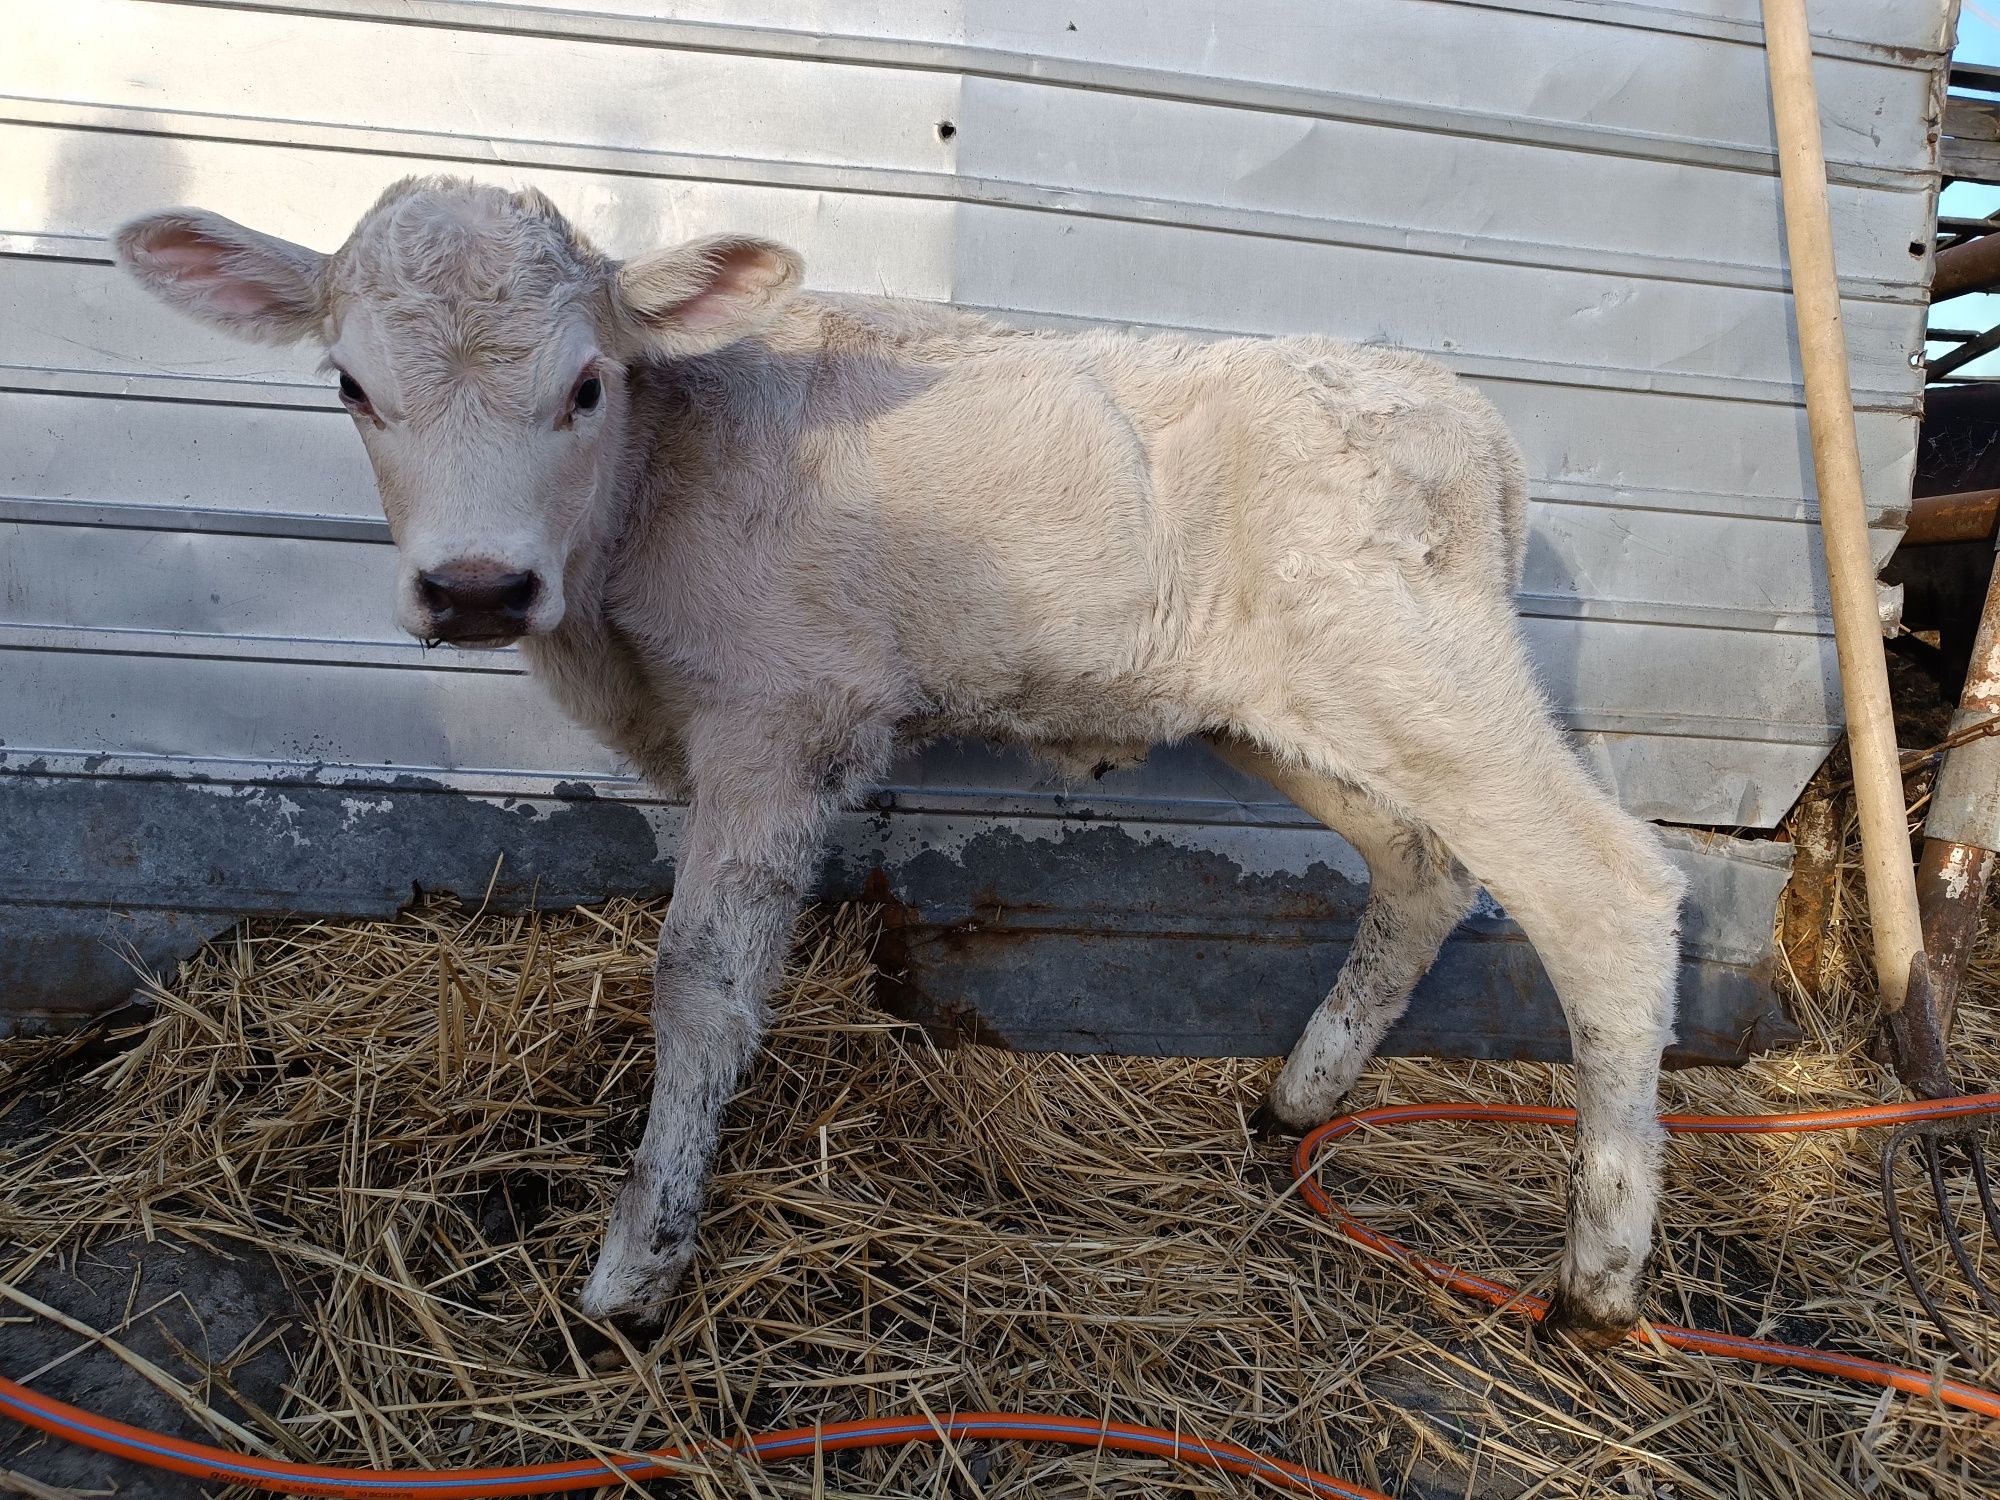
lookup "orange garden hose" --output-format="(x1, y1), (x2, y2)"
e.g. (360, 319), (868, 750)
(1295, 1094), (2000, 1422)
(6, 1095), (2000, 1498)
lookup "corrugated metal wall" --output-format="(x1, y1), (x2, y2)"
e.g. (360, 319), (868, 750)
(0, 0), (1954, 1048)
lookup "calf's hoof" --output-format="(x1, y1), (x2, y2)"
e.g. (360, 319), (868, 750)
(1249, 1099), (1298, 1141)
(1260, 1057), (1360, 1137)
(577, 1259), (684, 1334)
(577, 1222), (694, 1332)
(1543, 1286), (1639, 1351)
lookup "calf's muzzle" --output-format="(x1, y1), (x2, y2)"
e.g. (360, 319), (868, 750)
(417, 560), (540, 645)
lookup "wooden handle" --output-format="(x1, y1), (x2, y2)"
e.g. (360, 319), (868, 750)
(1761, 0), (1924, 1010)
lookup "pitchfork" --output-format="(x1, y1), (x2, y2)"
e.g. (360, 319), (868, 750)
(1880, 961), (2000, 1369)
(1872, 510), (2000, 1368)
(1764, 0), (2000, 1374)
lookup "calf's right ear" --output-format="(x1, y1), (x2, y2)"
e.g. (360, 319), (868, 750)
(115, 209), (329, 345)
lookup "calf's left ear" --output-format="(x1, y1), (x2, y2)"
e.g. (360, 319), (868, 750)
(115, 209), (329, 345)
(615, 235), (804, 358)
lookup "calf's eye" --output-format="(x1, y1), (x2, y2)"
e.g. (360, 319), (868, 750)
(573, 376), (602, 412)
(337, 371), (370, 408)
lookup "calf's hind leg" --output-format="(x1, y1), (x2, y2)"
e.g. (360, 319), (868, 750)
(1208, 737), (1477, 1128)
(1324, 643), (1685, 1345)
(1253, 623), (1685, 1343)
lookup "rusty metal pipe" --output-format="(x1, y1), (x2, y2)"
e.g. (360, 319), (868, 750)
(1934, 228), (2000, 303)
(1917, 842), (1993, 1038)
(1903, 488), (2000, 547)
(1916, 532), (2000, 1038)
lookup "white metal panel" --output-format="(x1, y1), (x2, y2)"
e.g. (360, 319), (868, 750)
(505, 0), (1948, 59)
(0, 0), (1948, 833)
(0, 519), (1842, 711)
(20, 3), (960, 178)
(0, 231), (1928, 409)
(938, 206), (1925, 403)
(0, 393), (380, 532)
(0, 499), (1859, 638)
(0, 86), (1933, 304)
(214, 0), (1936, 171)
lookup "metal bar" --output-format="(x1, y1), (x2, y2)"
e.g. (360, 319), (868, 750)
(0, 770), (1800, 1058)
(1952, 62), (2000, 94)
(1762, 0), (1928, 1012)
(1928, 323), (2000, 380)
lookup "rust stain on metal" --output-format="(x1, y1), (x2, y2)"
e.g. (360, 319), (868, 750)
(1779, 762), (1843, 1002)
(858, 866), (1019, 1051)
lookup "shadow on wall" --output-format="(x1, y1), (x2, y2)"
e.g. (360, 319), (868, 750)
(37, 116), (188, 248)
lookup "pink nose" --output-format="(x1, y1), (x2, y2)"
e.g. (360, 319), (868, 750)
(417, 561), (538, 641)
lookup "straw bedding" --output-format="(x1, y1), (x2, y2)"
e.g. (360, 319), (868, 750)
(3, 831), (1999, 1497)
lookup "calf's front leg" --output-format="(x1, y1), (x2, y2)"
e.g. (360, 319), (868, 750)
(578, 750), (836, 1328)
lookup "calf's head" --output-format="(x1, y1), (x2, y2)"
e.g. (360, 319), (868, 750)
(117, 177), (802, 645)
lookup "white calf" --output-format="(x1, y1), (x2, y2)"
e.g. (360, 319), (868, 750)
(118, 176), (1684, 1342)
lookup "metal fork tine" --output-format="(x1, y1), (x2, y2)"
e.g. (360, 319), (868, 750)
(1882, 1125), (1985, 1370)
(1924, 1134), (2000, 1326)
(1969, 1135), (2000, 1250)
